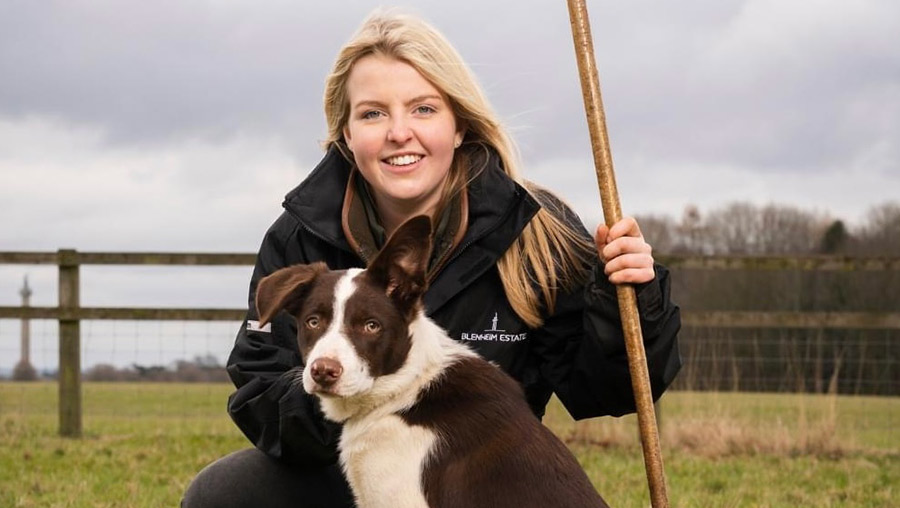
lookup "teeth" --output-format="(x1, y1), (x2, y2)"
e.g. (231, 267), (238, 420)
(386, 154), (422, 166)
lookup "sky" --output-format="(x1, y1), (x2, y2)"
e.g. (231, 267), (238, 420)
(1, 0), (898, 372)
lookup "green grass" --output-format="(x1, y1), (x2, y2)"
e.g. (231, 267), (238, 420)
(1, 383), (245, 508)
(1, 382), (897, 507)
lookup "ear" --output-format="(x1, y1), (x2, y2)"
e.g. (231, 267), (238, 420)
(255, 262), (328, 326)
(343, 126), (354, 152)
(454, 120), (467, 148)
(366, 215), (433, 314)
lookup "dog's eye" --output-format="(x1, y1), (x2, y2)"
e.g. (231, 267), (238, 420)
(305, 316), (320, 329)
(364, 320), (381, 333)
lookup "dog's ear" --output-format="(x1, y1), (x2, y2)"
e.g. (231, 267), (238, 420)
(255, 262), (328, 326)
(367, 215), (433, 315)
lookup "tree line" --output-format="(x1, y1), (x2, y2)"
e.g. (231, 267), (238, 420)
(82, 355), (230, 383)
(8, 355), (231, 382)
(637, 201), (900, 256)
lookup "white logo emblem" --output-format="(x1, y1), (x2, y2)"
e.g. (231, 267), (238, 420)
(487, 312), (505, 332)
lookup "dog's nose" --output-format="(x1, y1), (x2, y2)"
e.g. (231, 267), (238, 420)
(309, 357), (343, 387)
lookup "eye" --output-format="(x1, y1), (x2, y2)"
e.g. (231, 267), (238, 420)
(305, 316), (321, 329)
(361, 110), (384, 120)
(414, 105), (436, 115)
(363, 319), (381, 334)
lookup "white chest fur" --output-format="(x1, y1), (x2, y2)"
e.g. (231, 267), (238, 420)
(339, 413), (437, 508)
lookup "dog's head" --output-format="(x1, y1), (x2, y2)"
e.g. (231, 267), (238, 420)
(255, 215), (433, 400)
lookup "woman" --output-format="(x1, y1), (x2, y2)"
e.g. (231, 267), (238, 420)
(183, 10), (681, 508)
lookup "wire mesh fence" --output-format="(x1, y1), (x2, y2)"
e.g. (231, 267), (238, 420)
(1, 318), (897, 454)
(674, 327), (898, 395)
(0, 252), (897, 455)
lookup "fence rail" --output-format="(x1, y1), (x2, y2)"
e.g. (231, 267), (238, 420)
(659, 255), (900, 271)
(5, 251), (898, 269)
(0, 307), (245, 321)
(3, 307), (899, 329)
(0, 251), (256, 265)
(2, 249), (899, 437)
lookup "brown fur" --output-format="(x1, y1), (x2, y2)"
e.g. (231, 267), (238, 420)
(403, 356), (610, 508)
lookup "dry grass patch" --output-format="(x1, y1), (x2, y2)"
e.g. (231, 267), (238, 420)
(663, 416), (845, 458)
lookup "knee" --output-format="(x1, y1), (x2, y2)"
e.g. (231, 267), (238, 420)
(181, 447), (354, 508)
(181, 449), (255, 508)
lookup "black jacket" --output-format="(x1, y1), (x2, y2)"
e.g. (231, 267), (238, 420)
(226, 147), (682, 467)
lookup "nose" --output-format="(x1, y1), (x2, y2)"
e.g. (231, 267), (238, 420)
(309, 357), (343, 387)
(387, 117), (413, 144)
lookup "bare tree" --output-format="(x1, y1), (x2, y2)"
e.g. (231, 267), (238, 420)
(674, 205), (708, 254)
(706, 202), (760, 254)
(757, 204), (831, 254)
(854, 202), (900, 255)
(634, 214), (677, 254)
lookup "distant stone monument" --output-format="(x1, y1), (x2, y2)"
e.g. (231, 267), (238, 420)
(12, 276), (38, 381)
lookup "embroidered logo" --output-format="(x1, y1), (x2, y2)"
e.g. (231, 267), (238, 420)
(487, 312), (505, 332)
(460, 312), (527, 343)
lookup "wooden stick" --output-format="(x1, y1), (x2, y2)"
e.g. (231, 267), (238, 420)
(565, 1), (670, 506)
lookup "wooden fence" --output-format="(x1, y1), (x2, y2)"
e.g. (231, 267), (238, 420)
(1, 250), (898, 437)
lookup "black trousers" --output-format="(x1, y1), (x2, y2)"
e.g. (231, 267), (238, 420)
(181, 448), (356, 508)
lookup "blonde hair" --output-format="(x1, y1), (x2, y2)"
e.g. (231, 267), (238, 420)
(323, 10), (593, 327)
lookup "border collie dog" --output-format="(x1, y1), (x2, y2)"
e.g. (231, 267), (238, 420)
(256, 216), (610, 508)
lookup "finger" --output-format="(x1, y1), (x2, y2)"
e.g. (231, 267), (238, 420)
(607, 266), (656, 285)
(603, 252), (655, 276)
(595, 223), (610, 246)
(601, 236), (652, 263)
(608, 216), (642, 240)
(594, 223), (611, 260)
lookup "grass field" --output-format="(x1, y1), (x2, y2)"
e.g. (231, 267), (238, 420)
(1, 382), (897, 507)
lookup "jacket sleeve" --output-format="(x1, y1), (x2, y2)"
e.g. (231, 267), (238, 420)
(225, 218), (341, 466)
(522, 188), (682, 419)
(532, 260), (682, 419)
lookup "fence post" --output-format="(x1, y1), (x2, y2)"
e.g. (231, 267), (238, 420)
(58, 249), (82, 438)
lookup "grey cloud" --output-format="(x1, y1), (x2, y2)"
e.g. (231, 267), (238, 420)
(1, 1), (898, 174)
(0, 1), (352, 147)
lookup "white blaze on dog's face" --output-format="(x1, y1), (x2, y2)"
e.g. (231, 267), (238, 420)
(299, 269), (369, 397)
(254, 215), (433, 403)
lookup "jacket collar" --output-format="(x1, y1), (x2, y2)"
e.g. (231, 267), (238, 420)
(283, 147), (355, 253)
(341, 168), (469, 281)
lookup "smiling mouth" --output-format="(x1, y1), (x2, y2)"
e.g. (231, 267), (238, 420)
(384, 154), (423, 166)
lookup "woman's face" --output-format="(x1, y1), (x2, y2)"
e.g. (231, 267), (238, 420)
(343, 54), (463, 218)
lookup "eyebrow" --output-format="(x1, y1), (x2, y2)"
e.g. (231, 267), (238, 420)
(351, 94), (445, 109)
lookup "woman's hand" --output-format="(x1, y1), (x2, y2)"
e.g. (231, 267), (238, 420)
(594, 217), (655, 285)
